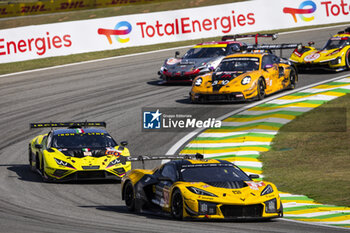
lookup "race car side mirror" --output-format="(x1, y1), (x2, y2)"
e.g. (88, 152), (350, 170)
(35, 144), (43, 149)
(175, 51), (180, 58)
(263, 64), (274, 70)
(120, 141), (128, 147)
(308, 41), (315, 46)
(249, 174), (259, 179)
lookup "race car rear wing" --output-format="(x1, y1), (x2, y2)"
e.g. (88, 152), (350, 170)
(244, 43), (302, 57)
(30, 121), (107, 129)
(222, 33), (278, 44)
(119, 153), (204, 167)
(245, 43), (302, 50)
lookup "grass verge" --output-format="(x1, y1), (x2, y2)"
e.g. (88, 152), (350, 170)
(260, 94), (350, 207)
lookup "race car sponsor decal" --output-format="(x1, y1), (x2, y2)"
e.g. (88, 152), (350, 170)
(82, 148), (92, 156)
(245, 181), (265, 190)
(105, 148), (121, 156)
(166, 58), (181, 65)
(304, 52), (320, 62)
(162, 187), (170, 207)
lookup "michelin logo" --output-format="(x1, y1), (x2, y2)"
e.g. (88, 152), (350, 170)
(143, 109), (162, 129)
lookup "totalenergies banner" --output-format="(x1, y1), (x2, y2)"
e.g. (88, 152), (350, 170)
(0, 0), (349, 63)
(0, 0), (171, 18)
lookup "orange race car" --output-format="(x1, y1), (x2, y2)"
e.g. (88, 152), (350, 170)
(190, 45), (299, 103)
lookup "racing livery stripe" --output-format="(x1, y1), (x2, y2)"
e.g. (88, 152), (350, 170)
(180, 76), (350, 228)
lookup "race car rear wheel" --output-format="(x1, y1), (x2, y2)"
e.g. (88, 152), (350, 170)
(40, 157), (49, 182)
(124, 182), (135, 211)
(257, 78), (266, 100)
(29, 147), (35, 171)
(288, 68), (297, 90)
(171, 189), (183, 220)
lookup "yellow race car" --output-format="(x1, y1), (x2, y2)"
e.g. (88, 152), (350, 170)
(29, 122), (131, 182)
(289, 27), (350, 72)
(190, 51), (298, 103)
(121, 155), (283, 220)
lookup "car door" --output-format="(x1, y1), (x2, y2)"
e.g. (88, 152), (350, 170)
(154, 163), (178, 208)
(261, 55), (280, 94)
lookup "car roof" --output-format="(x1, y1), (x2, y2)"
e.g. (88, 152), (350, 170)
(194, 41), (245, 47)
(52, 128), (108, 136)
(224, 53), (266, 59)
(170, 158), (232, 167)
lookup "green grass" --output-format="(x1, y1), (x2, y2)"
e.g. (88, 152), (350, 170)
(260, 94), (350, 207)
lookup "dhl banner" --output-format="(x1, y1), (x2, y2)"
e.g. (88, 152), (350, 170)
(0, 0), (349, 63)
(0, 0), (170, 18)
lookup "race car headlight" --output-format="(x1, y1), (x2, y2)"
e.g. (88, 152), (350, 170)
(54, 158), (75, 169)
(330, 56), (342, 65)
(241, 76), (251, 85)
(187, 187), (217, 197)
(264, 198), (277, 213)
(261, 185), (273, 196)
(194, 78), (203, 86)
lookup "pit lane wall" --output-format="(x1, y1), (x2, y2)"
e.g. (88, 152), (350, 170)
(1, 0), (350, 63)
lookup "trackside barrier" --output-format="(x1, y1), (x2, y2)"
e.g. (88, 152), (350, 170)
(0, 0), (350, 63)
(0, 0), (172, 18)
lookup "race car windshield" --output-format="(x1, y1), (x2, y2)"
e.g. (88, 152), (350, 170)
(323, 38), (348, 50)
(183, 47), (226, 59)
(216, 57), (260, 72)
(51, 133), (117, 149)
(180, 164), (250, 182)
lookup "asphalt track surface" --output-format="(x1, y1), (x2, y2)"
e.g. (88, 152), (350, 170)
(1, 25), (350, 233)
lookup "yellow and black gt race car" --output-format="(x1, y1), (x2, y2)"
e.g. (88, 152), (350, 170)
(190, 45), (299, 103)
(121, 155), (283, 220)
(29, 122), (131, 182)
(289, 27), (350, 72)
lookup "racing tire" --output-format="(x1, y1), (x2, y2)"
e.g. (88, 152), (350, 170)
(124, 182), (135, 211)
(346, 49), (350, 70)
(171, 189), (183, 220)
(288, 68), (297, 90)
(257, 78), (266, 100)
(29, 147), (34, 170)
(40, 157), (49, 182)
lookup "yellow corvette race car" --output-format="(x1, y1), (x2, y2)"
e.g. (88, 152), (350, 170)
(121, 155), (283, 220)
(190, 51), (298, 103)
(289, 27), (350, 72)
(29, 122), (131, 182)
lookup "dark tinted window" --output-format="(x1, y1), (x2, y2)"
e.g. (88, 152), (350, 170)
(183, 47), (226, 59)
(262, 55), (279, 68)
(180, 164), (250, 182)
(323, 38), (349, 50)
(52, 132), (117, 149)
(216, 57), (259, 72)
(161, 164), (177, 182)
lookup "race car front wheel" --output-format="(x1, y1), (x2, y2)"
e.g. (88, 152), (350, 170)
(124, 182), (135, 211)
(346, 49), (350, 70)
(171, 189), (183, 220)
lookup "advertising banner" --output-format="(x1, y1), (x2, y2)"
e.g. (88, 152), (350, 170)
(0, 0), (170, 18)
(1, 0), (349, 63)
